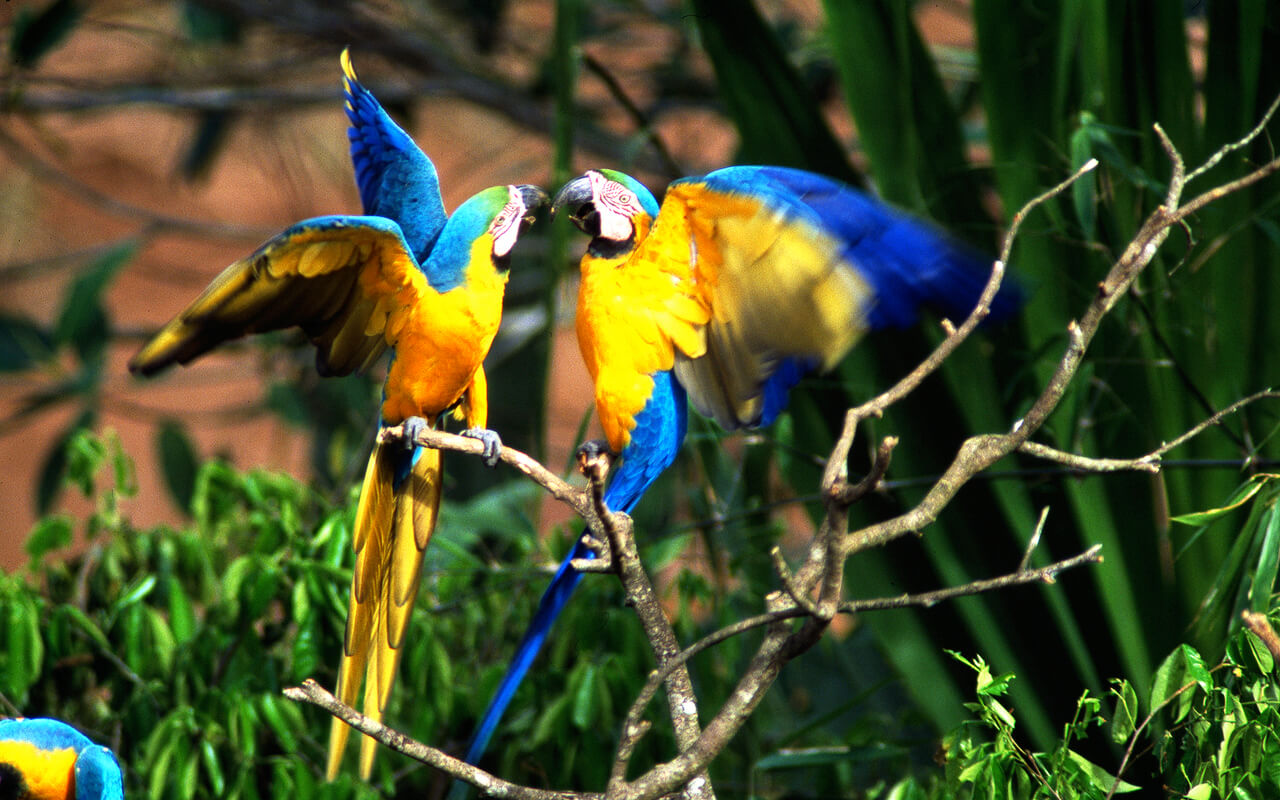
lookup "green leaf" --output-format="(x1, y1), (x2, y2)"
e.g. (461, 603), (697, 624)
(167, 576), (197, 645)
(1184, 783), (1212, 800)
(54, 239), (137, 362)
(112, 574), (158, 616)
(181, 0), (241, 43)
(178, 738), (199, 800)
(755, 743), (908, 770)
(1109, 679), (1138, 744)
(266, 381), (312, 427)
(146, 606), (177, 676)
(25, 514), (73, 562)
(1150, 644), (1210, 723)
(291, 617), (320, 680)
(1070, 113), (1100, 240)
(0, 313), (53, 372)
(689, 0), (861, 183)
(571, 661), (598, 729)
(1171, 476), (1270, 525)
(58, 603), (111, 650)
(157, 420), (200, 514)
(36, 409), (96, 514)
(1064, 749), (1142, 793)
(10, 0), (83, 68)
(258, 694), (299, 751)
(0, 591), (42, 701)
(1249, 501), (1280, 612)
(1239, 625), (1275, 674)
(429, 635), (454, 722)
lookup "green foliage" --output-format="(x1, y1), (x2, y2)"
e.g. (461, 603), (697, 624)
(937, 620), (1280, 800)
(655, 0), (1280, 755)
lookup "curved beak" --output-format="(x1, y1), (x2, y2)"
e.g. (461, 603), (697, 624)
(516, 184), (549, 222)
(551, 173), (597, 230)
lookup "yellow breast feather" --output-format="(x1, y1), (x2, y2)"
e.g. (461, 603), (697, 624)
(375, 236), (507, 425)
(0, 739), (77, 800)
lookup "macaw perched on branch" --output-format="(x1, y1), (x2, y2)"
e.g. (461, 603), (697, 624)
(128, 49), (548, 779)
(0, 717), (123, 800)
(463, 165), (1021, 764)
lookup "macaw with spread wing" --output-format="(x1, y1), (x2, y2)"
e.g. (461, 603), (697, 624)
(0, 717), (123, 800)
(463, 165), (1021, 764)
(128, 49), (547, 779)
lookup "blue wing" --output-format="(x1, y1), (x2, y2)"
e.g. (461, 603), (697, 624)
(341, 49), (446, 261)
(698, 166), (1022, 329)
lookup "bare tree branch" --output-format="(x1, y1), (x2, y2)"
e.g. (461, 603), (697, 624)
(285, 679), (605, 800)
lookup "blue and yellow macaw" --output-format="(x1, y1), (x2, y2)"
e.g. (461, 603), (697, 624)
(0, 717), (123, 800)
(128, 50), (547, 779)
(463, 165), (1021, 763)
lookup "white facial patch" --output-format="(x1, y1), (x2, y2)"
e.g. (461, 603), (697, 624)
(491, 185), (524, 257)
(590, 170), (640, 242)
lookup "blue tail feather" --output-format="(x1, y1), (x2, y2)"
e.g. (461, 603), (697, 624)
(463, 373), (687, 768)
(463, 535), (590, 764)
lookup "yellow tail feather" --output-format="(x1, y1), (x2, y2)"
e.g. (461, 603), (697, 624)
(326, 440), (443, 780)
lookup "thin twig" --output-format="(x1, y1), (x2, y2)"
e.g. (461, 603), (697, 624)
(285, 680), (601, 800)
(1016, 442), (1160, 473)
(1186, 92), (1280, 184)
(580, 52), (684, 179)
(1017, 507), (1051, 573)
(1018, 389), (1280, 473)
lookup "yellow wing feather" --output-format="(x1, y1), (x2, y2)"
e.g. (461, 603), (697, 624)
(659, 183), (873, 429)
(128, 221), (429, 379)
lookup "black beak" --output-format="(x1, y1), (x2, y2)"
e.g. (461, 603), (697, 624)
(551, 174), (598, 234)
(516, 184), (549, 227)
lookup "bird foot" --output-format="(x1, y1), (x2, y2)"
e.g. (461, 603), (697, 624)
(576, 438), (613, 461)
(462, 427), (503, 467)
(400, 416), (429, 451)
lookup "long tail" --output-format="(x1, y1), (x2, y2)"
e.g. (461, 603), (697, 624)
(327, 439), (442, 779)
(461, 372), (687, 776)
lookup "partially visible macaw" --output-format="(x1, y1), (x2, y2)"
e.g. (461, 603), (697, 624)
(128, 49), (548, 779)
(0, 717), (123, 800)
(463, 165), (1021, 764)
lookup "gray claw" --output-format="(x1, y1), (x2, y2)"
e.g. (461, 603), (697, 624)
(462, 427), (503, 467)
(576, 438), (612, 460)
(401, 416), (428, 451)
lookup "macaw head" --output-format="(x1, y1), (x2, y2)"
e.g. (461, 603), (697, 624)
(552, 169), (660, 246)
(0, 717), (124, 800)
(424, 184), (548, 289)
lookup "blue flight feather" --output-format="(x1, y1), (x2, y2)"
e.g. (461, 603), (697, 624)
(343, 60), (446, 262)
(758, 356), (818, 429)
(463, 373), (687, 766)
